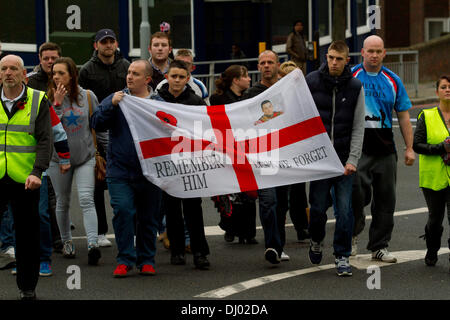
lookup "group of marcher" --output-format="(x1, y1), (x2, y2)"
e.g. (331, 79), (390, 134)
(0, 22), (448, 300)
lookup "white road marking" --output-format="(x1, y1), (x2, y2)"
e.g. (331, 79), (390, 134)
(71, 207), (429, 240)
(195, 248), (450, 298)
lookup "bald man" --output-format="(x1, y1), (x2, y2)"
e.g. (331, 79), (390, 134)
(350, 36), (415, 262)
(0, 55), (52, 299)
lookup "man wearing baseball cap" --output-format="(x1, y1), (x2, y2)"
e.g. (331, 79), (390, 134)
(79, 29), (130, 249)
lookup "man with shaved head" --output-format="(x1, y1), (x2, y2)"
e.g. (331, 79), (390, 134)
(242, 50), (285, 264)
(0, 55), (52, 299)
(91, 59), (163, 277)
(351, 35), (415, 263)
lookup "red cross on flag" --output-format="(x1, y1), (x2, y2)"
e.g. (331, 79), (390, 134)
(119, 69), (344, 198)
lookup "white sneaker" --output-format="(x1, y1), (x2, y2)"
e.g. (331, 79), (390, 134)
(280, 251), (290, 261)
(372, 248), (397, 263)
(62, 240), (76, 258)
(351, 236), (357, 256)
(5, 246), (15, 259)
(98, 234), (112, 247)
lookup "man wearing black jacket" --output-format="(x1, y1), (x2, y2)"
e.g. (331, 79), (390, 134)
(242, 50), (284, 264)
(0, 55), (52, 299)
(305, 41), (365, 276)
(152, 60), (210, 270)
(27, 42), (61, 92)
(79, 29), (130, 248)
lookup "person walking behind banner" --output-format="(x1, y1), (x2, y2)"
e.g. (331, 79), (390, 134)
(152, 60), (210, 269)
(148, 32), (172, 90)
(47, 57), (106, 266)
(276, 61), (310, 260)
(351, 35), (415, 262)
(79, 29), (129, 248)
(242, 50), (284, 264)
(210, 65), (258, 245)
(413, 75), (450, 269)
(27, 42), (71, 274)
(306, 41), (365, 276)
(156, 49), (209, 102)
(91, 59), (162, 277)
(286, 20), (308, 75)
(0, 55), (52, 299)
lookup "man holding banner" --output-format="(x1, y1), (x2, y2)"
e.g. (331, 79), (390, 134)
(305, 41), (365, 276)
(117, 51), (345, 267)
(242, 50), (285, 264)
(90, 59), (162, 277)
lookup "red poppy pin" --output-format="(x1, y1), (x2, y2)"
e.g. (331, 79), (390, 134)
(156, 111), (177, 127)
(16, 101), (26, 110)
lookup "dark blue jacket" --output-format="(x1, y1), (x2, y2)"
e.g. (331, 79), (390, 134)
(306, 63), (362, 165)
(90, 89), (144, 179)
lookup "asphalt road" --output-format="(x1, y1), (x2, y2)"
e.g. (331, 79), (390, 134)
(1, 108), (449, 310)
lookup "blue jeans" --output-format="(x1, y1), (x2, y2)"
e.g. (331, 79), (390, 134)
(107, 177), (162, 268)
(309, 174), (354, 257)
(258, 187), (282, 255)
(39, 175), (53, 263)
(0, 205), (15, 251)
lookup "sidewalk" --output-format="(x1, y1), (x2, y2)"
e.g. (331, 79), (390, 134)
(406, 81), (438, 108)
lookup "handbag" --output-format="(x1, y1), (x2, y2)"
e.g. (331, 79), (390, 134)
(87, 90), (107, 183)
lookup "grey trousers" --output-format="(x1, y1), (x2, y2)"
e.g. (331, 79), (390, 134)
(352, 152), (397, 251)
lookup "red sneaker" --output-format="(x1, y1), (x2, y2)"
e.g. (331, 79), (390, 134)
(113, 264), (132, 277)
(139, 264), (156, 276)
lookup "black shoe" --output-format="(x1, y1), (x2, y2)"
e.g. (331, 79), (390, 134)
(297, 229), (311, 241)
(19, 290), (36, 300)
(170, 254), (186, 265)
(264, 248), (281, 264)
(88, 245), (101, 266)
(245, 238), (258, 245)
(53, 240), (63, 253)
(224, 232), (235, 243)
(425, 250), (438, 266)
(194, 254), (210, 270)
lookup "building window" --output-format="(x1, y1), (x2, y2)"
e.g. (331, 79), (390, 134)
(356, 0), (378, 35)
(356, 0), (367, 27)
(425, 18), (450, 42)
(318, 0), (332, 45)
(271, 0), (309, 52)
(129, 0), (193, 57)
(0, 0), (36, 52)
(47, 0), (120, 38)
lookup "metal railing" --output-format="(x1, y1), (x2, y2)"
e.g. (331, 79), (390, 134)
(193, 51), (419, 98)
(193, 55), (289, 95)
(349, 50), (419, 98)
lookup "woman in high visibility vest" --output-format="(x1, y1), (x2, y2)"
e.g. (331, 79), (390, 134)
(413, 75), (450, 268)
(46, 57), (107, 266)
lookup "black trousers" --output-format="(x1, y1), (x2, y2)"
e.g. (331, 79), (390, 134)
(276, 183), (309, 247)
(0, 178), (40, 292)
(47, 177), (61, 244)
(94, 181), (109, 235)
(422, 186), (450, 251)
(163, 193), (209, 257)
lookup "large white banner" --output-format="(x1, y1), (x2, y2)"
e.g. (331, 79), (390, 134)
(119, 69), (344, 198)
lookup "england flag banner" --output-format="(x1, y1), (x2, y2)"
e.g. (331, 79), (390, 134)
(119, 69), (344, 198)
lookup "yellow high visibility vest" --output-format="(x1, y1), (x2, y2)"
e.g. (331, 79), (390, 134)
(418, 107), (450, 191)
(0, 87), (45, 183)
